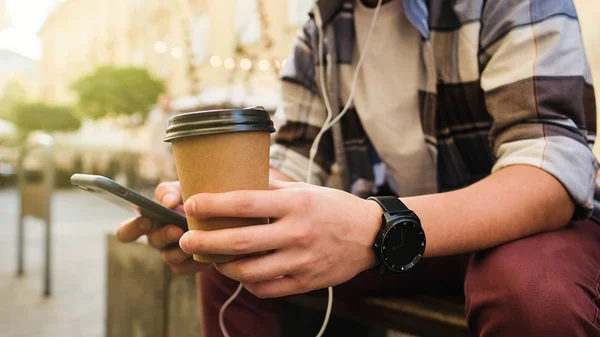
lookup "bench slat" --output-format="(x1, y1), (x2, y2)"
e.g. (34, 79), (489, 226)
(285, 295), (467, 337)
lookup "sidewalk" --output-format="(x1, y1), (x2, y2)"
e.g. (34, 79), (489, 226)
(0, 188), (132, 337)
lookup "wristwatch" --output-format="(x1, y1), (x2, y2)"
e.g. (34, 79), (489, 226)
(368, 196), (426, 274)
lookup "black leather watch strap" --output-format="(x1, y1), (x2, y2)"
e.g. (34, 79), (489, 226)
(367, 196), (409, 213)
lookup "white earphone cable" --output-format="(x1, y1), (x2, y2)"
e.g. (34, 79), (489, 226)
(306, 5), (333, 184)
(307, 0), (383, 182)
(218, 282), (244, 337)
(311, 1), (383, 336)
(219, 1), (383, 336)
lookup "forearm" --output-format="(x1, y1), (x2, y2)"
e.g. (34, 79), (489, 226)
(403, 165), (575, 257)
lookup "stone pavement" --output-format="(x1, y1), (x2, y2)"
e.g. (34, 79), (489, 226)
(0, 187), (133, 337)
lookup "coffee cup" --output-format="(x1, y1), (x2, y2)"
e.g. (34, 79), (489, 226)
(164, 107), (275, 263)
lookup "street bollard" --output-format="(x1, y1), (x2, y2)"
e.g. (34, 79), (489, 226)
(16, 133), (55, 297)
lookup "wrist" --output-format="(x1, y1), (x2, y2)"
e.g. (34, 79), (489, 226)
(358, 199), (384, 271)
(366, 196), (426, 274)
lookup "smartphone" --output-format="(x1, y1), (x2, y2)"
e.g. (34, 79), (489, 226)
(71, 174), (188, 231)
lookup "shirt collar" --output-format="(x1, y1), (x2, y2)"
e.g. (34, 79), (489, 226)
(315, 0), (429, 39)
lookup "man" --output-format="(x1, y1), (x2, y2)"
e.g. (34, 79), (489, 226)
(118, 0), (600, 336)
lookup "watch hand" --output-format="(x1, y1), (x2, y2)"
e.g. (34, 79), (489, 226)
(401, 227), (404, 246)
(392, 228), (404, 251)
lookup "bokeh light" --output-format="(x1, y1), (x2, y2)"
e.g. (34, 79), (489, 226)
(210, 56), (222, 67)
(153, 41), (167, 54)
(240, 58), (252, 71)
(224, 57), (235, 69)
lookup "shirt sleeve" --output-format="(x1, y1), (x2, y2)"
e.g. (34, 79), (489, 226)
(269, 20), (333, 185)
(480, 0), (599, 219)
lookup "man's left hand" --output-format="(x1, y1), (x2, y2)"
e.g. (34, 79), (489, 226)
(179, 180), (382, 298)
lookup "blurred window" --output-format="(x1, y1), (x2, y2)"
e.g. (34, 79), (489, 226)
(191, 15), (209, 65)
(160, 35), (171, 78)
(235, 0), (260, 45)
(288, 0), (313, 26)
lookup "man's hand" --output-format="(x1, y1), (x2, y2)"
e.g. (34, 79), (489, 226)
(179, 180), (383, 298)
(116, 181), (207, 275)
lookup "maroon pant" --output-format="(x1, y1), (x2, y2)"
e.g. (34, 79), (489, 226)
(196, 220), (600, 337)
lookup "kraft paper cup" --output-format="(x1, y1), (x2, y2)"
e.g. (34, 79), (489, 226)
(165, 107), (275, 263)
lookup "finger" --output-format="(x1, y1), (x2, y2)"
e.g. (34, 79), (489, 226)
(161, 247), (192, 265)
(244, 276), (303, 299)
(216, 250), (296, 284)
(148, 225), (185, 250)
(184, 189), (293, 219)
(174, 204), (185, 215)
(155, 181), (182, 209)
(116, 217), (154, 243)
(169, 259), (209, 275)
(180, 223), (293, 256)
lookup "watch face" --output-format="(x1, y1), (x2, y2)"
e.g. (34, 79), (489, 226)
(381, 218), (426, 273)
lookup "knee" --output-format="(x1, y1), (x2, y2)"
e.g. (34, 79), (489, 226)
(464, 239), (584, 335)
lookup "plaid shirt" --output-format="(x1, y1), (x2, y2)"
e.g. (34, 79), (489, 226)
(269, 0), (598, 218)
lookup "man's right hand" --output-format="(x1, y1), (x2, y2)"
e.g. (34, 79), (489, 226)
(116, 181), (207, 275)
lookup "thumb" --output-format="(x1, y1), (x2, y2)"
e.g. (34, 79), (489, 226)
(156, 181), (183, 208)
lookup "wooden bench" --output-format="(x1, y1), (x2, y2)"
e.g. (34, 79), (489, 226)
(106, 235), (468, 337)
(283, 294), (467, 337)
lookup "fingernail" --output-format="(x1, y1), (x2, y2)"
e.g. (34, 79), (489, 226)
(184, 198), (196, 216)
(168, 227), (180, 241)
(139, 219), (152, 231)
(163, 193), (177, 206)
(179, 233), (190, 253)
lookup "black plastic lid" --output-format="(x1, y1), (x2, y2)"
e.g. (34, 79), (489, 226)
(164, 106), (275, 142)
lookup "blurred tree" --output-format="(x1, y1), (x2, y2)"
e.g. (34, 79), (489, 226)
(0, 79), (28, 121)
(71, 66), (165, 120)
(9, 102), (81, 136)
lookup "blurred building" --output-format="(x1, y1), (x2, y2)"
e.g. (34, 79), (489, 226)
(36, 0), (313, 185)
(576, 0), (600, 80)
(0, 0), (10, 31)
(38, 0), (313, 104)
(0, 49), (35, 93)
